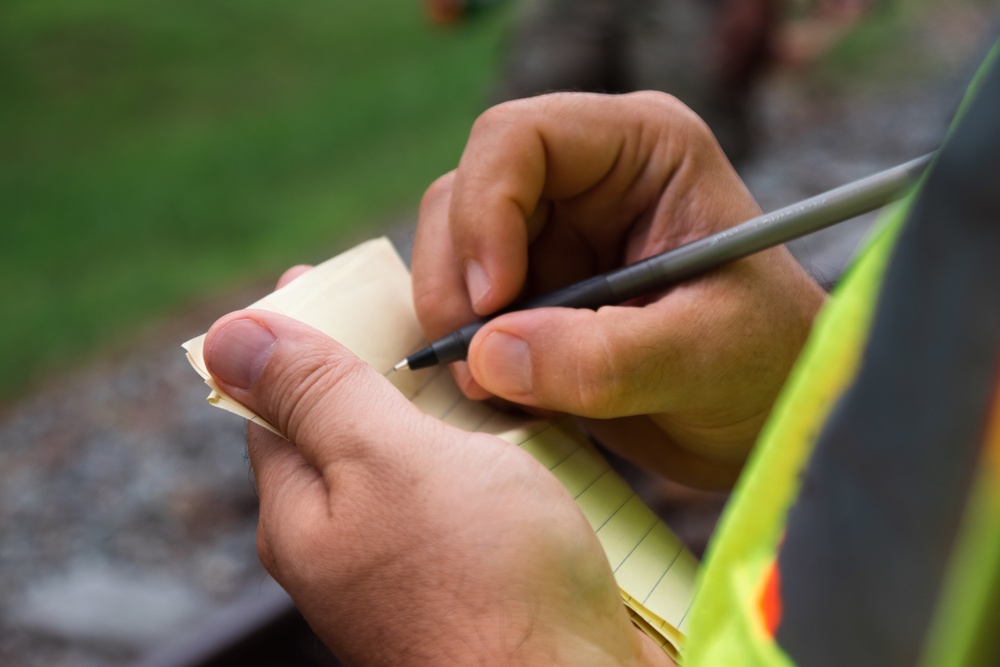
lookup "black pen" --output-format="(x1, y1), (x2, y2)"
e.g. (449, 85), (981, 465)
(394, 153), (933, 372)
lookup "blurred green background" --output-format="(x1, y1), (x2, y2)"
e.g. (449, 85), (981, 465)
(1, 0), (509, 400)
(1, 0), (984, 403)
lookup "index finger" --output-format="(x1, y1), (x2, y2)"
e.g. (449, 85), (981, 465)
(453, 92), (656, 313)
(413, 92), (711, 337)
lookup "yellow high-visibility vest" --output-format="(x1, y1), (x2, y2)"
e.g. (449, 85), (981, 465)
(684, 44), (1000, 667)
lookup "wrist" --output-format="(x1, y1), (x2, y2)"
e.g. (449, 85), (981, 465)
(405, 623), (672, 667)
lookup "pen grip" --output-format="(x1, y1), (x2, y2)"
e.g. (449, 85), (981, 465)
(428, 276), (615, 368)
(431, 326), (480, 367)
(518, 275), (616, 310)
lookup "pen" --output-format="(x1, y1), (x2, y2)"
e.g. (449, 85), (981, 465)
(395, 153), (934, 372)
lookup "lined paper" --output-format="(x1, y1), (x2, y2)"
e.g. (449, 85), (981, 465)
(183, 237), (695, 657)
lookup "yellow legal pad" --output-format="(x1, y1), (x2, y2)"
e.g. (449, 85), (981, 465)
(183, 238), (696, 659)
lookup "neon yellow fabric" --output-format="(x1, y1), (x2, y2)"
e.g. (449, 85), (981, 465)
(683, 192), (1000, 665)
(917, 43), (1000, 667)
(683, 43), (999, 667)
(682, 198), (914, 665)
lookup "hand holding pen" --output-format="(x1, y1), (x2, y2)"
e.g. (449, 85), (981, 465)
(410, 91), (831, 488)
(400, 154), (929, 372)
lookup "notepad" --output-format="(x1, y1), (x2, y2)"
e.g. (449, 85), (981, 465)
(183, 237), (696, 659)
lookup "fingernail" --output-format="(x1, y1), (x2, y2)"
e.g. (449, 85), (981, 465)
(465, 259), (491, 311)
(479, 331), (532, 395)
(207, 318), (277, 389)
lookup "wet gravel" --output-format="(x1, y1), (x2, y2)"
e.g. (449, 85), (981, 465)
(1, 10), (996, 666)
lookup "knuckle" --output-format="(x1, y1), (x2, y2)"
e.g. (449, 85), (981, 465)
(470, 102), (506, 134)
(626, 89), (681, 109)
(470, 98), (527, 136)
(269, 349), (371, 445)
(412, 286), (436, 320)
(256, 523), (277, 575)
(269, 527), (315, 590)
(568, 332), (620, 417)
(571, 366), (616, 417)
(257, 497), (344, 591)
(628, 89), (696, 120)
(412, 286), (452, 334)
(625, 90), (716, 148)
(418, 171), (455, 217)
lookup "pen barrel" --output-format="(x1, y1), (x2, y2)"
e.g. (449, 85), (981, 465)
(411, 327), (480, 369)
(410, 153), (932, 369)
(426, 276), (616, 367)
(518, 275), (616, 310)
(606, 153), (932, 302)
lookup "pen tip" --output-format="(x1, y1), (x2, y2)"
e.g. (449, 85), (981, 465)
(392, 359), (409, 372)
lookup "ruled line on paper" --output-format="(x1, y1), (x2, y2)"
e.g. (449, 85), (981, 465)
(183, 237), (697, 653)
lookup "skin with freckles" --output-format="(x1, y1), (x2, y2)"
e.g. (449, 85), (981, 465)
(412, 91), (826, 489)
(203, 92), (823, 664)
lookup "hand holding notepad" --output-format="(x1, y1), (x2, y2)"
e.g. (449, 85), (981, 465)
(184, 238), (696, 661)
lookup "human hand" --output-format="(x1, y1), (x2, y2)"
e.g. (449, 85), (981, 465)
(412, 92), (826, 488)
(203, 298), (673, 665)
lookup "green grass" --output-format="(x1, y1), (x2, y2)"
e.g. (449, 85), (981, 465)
(0, 0), (510, 399)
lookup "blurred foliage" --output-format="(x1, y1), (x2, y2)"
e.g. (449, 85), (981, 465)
(0, 0), (509, 399)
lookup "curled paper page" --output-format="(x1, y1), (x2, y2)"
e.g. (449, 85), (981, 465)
(183, 237), (697, 659)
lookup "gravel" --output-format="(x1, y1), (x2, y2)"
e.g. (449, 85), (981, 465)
(1, 10), (996, 666)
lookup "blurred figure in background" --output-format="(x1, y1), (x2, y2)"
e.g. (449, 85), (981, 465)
(426, 0), (878, 165)
(427, 0), (781, 164)
(775, 0), (879, 68)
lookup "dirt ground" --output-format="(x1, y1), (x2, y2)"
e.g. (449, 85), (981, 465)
(1, 7), (996, 666)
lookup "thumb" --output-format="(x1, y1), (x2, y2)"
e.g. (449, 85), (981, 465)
(203, 310), (423, 472)
(467, 305), (682, 418)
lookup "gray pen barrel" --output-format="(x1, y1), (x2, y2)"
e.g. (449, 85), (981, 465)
(412, 275), (616, 369)
(606, 153), (932, 302)
(405, 153), (933, 370)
